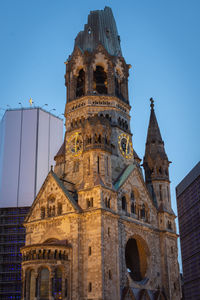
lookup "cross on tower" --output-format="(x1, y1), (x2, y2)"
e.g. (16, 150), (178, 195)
(150, 97), (154, 109)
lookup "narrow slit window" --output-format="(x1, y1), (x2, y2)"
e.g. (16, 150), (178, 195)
(87, 157), (90, 175)
(88, 282), (92, 292)
(88, 246), (92, 256)
(109, 270), (112, 280)
(106, 156), (109, 176)
(97, 156), (100, 174)
(159, 184), (162, 201)
(167, 186), (170, 202)
(122, 196), (127, 211)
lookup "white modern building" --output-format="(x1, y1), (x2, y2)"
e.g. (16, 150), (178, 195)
(0, 107), (63, 208)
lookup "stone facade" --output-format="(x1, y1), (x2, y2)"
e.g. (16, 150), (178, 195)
(21, 7), (181, 300)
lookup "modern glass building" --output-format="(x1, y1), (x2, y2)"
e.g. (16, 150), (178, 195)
(0, 107), (63, 207)
(0, 108), (63, 299)
(0, 207), (29, 300)
(176, 162), (200, 300)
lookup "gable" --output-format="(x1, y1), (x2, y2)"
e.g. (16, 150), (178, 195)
(115, 164), (158, 224)
(25, 171), (81, 223)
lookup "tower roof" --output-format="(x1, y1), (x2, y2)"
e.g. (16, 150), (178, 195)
(144, 98), (168, 163)
(74, 6), (122, 56)
(143, 98), (170, 191)
(146, 98), (163, 145)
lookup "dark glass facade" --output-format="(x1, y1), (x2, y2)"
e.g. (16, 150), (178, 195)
(0, 206), (29, 300)
(176, 162), (200, 300)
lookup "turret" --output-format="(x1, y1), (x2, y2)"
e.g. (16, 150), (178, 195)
(143, 98), (172, 213)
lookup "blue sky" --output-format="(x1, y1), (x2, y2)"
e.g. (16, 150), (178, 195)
(0, 0), (200, 267)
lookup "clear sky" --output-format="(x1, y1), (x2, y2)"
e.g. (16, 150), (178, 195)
(0, 0), (199, 268)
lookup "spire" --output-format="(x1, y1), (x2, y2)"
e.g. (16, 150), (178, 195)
(143, 98), (169, 184)
(146, 98), (163, 145)
(74, 7), (122, 56)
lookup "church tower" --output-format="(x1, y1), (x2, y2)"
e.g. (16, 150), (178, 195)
(21, 7), (181, 300)
(143, 98), (172, 213)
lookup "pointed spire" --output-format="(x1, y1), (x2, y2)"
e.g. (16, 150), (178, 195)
(146, 98), (163, 145)
(143, 98), (169, 185)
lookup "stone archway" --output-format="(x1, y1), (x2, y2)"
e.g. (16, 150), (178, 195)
(125, 236), (149, 282)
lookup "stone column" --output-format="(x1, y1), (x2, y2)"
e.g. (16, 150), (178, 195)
(62, 275), (65, 299)
(34, 271), (39, 300)
(126, 194), (131, 215)
(85, 63), (90, 95)
(107, 63), (115, 95)
(87, 64), (93, 94)
(71, 74), (77, 101)
(49, 275), (54, 300)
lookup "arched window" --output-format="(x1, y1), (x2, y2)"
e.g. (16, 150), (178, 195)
(76, 69), (85, 97)
(65, 279), (68, 297)
(115, 69), (124, 101)
(105, 198), (111, 209)
(53, 268), (62, 300)
(87, 198), (93, 208)
(41, 207), (45, 219)
(88, 282), (92, 292)
(87, 157), (90, 175)
(159, 184), (162, 201)
(93, 66), (107, 94)
(131, 202), (135, 214)
(122, 196), (127, 211)
(168, 220), (172, 230)
(141, 204), (146, 219)
(27, 269), (35, 300)
(57, 203), (62, 215)
(105, 135), (108, 144)
(39, 268), (49, 299)
(47, 197), (56, 217)
(52, 206), (55, 217)
(131, 191), (135, 200)
(167, 186), (170, 202)
(94, 134), (98, 143)
(97, 156), (100, 173)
